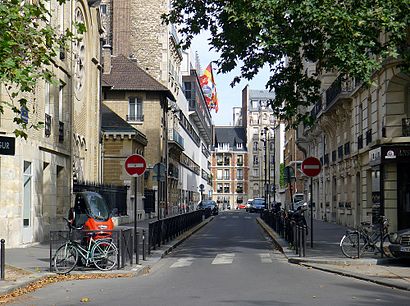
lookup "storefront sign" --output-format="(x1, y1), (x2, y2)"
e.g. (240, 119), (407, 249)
(369, 145), (410, 164)
(0, 136), (15, 156)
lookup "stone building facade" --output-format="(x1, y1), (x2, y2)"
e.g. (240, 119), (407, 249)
(0, 0), (102, 247)
(211, 127), (249, 209)
(298, 61), (410, 232)
(241, 86), (280, 206)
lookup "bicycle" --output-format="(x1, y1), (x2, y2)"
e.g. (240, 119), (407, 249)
(53, 218), (118, 274)
(340, 216), (392, 259)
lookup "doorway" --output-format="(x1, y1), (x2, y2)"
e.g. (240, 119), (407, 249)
(22, 161), (32, 244)
(397, 163), (410, 230)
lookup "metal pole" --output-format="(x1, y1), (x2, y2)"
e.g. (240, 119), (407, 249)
(268, 131), (271, 209)
(1, 239), (5, 280)
(157, 173), (161, 221)
(273, 125), (276, 207)
(310, 176), (314, 248)
(134, 176), (138, 254)
(264, 130), (268, 207)
(142, 229), (146, 261)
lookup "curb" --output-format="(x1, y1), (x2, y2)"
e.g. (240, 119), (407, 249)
(256, 217), (410, 292)
(298, 262), (410, 292)
(0, 216), (214, 301)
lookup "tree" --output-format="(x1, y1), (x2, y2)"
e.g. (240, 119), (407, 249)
(164, 0), (409, 124)
(0, 0), (81, 138)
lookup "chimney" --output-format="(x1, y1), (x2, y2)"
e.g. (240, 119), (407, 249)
(102, 44), (112, 75)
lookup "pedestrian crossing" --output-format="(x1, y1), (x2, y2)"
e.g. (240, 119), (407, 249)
(220, 215), (252, 220)
(169, 252), (279, 268)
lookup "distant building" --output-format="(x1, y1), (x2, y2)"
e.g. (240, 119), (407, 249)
(211, 127), (248, 209)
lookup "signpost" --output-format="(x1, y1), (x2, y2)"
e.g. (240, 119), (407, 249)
(301, 157), (322, 248)
(124, 154), (147, 262)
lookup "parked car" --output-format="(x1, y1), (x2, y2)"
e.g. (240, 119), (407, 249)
(198, 200), (219, 215)
(237, 203), (247, 209)
(388, 228), (410, 258)
(249, 198), (266, 213)
(245, 199), (254, 212)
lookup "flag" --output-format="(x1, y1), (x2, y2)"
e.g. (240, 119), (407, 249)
(199, 63), (219, 112)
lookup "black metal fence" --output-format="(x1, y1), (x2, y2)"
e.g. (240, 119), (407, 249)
(49, 228), (133, 272)
(261, 210), (308, 257)
(74, 181), (127, 216)
(148, 210), (204, 252)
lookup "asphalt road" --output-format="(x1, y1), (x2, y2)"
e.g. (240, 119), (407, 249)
(9, 210), (410, 306)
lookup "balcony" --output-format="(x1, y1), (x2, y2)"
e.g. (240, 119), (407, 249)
(168, 129), (184, 154)
(325, 74), (354, 110)
(126, 114), (144, 122)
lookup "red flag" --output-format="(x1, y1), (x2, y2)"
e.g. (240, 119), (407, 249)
(200, 63), (218, 112)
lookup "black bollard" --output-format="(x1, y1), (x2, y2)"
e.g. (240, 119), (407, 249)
(142, 229), (146, 261)
(1, 239), (5, 280)
(135, 231), (140, 265)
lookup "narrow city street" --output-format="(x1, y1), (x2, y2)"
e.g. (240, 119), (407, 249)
(9, 210), (410, 306)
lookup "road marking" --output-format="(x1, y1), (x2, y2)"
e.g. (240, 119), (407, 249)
(233, 216), (239, 219)
(244, 216), (251, 219)
(212, 253), (235, 265)
(220, 216), (227, 219)
(170, 257), (194, 268)
(259, 253), (273, 263)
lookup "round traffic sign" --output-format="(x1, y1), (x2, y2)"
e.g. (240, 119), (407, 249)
(124, 154), (147, 177)
(301, 157), (321, 177)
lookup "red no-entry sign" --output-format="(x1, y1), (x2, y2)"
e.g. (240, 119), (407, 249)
(124, 154), (147, 177)
(301, 157), (321, 177)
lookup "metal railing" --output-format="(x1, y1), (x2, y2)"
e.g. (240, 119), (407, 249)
(148, 210), (204, 252)
(49, 228), (133, 272)
(261, 210), (307, 257)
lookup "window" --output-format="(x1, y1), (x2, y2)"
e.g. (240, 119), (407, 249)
(270, 154), (275, 164)
(251, 100), (259, 109)
(217, 183), (223, 193)
(100, 4), (107, 15)
(253, 168), (258, 177)
(58, 84), (64, 121)
(237, 169), (243, 180)
(237, 155), (243, 166)
(224, 183), (230, 193)
(253, 141), (258, 150)
(45, 82), (50, 115)
(253, 155), (259, 165)
(224, 156), (231, 166)
(223, 169), (230, 180)
(217, 155), (223, 165)
(236, 183), (243, 193)
(236, 142), (243, 149)
(128, 97), (143, 121)
(217, 170), (223, 180)
(253, 127), (259, 136)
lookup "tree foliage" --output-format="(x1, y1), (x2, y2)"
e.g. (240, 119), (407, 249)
(164, 0), (409, 124)
(0, 0), (77, 138)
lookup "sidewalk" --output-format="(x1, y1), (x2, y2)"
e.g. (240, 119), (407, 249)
(258, 217), (410, 291)
(0, 216), (213, 303)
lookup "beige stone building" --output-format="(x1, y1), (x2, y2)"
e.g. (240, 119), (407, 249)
(241, 86), (280, 207)
(297, 60), (410, 231)
(102, 54), (175, 219)
(0, 1), (102, 247)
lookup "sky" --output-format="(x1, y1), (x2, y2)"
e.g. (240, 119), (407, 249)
(190, 32), (272, 126)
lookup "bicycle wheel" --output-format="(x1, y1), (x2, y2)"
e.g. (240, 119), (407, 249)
(92, 239), (118, 271)
(53, 243), (78, 274)
(340, 232), (366, 258)
(379, 233), (394, 258)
